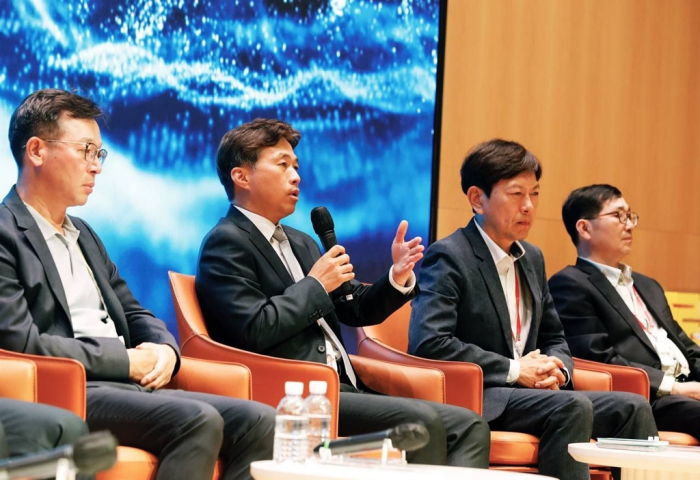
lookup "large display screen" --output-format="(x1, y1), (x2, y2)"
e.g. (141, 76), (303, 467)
(0, 0), (443, 333)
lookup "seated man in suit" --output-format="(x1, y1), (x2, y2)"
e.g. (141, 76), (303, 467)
(0, 89), (275, 480)
(549, 184), (700, 438)
(408, 139), (657, 480)
(196, 118), (490, 468)
(0, 399), (87, 460)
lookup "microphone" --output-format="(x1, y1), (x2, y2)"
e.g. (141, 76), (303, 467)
(0, 431), (117, 479)
(310, 206), (354, 302)
(313, 423), (430, 456)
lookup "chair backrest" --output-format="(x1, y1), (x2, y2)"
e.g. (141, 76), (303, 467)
(168, 271), (211, 348)
(361, 302), (412, 352)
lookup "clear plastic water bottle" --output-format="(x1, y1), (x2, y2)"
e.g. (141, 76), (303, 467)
(273, 381), (309, 462)
(304, 380), (332, 459)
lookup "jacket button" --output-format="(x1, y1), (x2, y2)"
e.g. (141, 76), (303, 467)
(653, 362), (661, 369)
(317, 345), (326, 353)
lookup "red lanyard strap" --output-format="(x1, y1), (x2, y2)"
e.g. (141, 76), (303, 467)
(513, 270), (521, 342)
(631, 287), (652, 331)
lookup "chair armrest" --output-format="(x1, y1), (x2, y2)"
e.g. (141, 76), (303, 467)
(356, 336), (484, 415)
(0, 358), (37, 402)
(574, 358), (650, 400)
(166, 357), (252, 400)
(0, 349), (86, 418)
(572, 366), (612, 392)
(180, 337), (340, 438)
(349, 354), (445, 403)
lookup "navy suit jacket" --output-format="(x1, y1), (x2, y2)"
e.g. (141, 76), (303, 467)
(409, 218), (574, 421)
(195, 206), (413, 376)
(0, 187), (180, 380)
(549, 258), (700, 400)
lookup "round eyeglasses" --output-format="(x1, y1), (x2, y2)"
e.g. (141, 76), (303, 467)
(590, 210), (639, 227)
(42, 139), (108, 166)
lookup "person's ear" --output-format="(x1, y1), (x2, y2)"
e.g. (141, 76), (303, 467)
(467, 186), (486, 215)
(230, 167), (250, 192)
(576, 219), (592, 242)
(23, 137), (45, 168)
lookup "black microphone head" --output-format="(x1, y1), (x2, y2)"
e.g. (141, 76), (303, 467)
(73, 431), (118, 474)
(388, 423), (430, 452)
(311, 206), (334, 235)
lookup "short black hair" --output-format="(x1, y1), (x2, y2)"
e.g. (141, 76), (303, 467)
(216, 118), (301, 201)
(562, 184), (623, 246)
(460, 139), (542, 197)
(9, 89), (103, 171)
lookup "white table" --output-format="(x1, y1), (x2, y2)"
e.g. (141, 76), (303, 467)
(569, 442), (700, 480)
(250, 460), (556, 480)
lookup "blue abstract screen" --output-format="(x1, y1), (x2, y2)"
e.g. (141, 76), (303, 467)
(0, 0), (441, 334)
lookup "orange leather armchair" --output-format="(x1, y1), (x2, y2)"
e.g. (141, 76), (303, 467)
(356, 303), (613, 478)
(573, 357), (699, 446)
(0, 348), (253, 479)
(168, 271), (448, 441)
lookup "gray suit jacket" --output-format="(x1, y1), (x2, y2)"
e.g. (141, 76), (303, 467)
(409, 219), (574, 421)
(550, 259), (700, 401)
(0, 187), (180, 380)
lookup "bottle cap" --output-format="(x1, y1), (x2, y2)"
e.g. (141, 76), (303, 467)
(309, 380), (328, 395)
(284, 381), (304, 395)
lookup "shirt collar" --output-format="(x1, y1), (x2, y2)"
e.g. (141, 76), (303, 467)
(474, 219), (525, 269)
(24, 203), (80, 245)
(234, 205), (279, 242)
(579, 256), (633, 287)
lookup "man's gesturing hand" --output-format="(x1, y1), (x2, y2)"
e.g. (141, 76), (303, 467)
(391, 220), (424, 287)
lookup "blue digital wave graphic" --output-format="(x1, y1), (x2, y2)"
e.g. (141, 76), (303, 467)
(0, 0), (440, 332)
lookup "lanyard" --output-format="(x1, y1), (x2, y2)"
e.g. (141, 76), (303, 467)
(631, 287), (653, 332)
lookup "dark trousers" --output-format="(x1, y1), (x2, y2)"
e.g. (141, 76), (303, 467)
(488, 390), (656, 480)
(0, 398), (88, 459)
(338, 386), (490, 468)
(86, 382), (275, 480)
(653, 394), (700, 437)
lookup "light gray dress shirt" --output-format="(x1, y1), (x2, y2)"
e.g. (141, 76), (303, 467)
(25, 204), (121, 340)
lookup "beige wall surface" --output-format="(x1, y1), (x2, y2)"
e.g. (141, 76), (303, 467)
(438, 0), (700, 292)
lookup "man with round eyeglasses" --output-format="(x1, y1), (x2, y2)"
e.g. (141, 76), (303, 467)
(0, 88), (276, 480)
(550, 183), (700, 440)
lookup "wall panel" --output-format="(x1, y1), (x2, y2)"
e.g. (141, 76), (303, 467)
(439, 0), (700, 292)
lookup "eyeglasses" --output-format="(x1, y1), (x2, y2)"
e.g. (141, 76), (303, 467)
(39, 139), (108, 166)
(590, 210), (639, 227)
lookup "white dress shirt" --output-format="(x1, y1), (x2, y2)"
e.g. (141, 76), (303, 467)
(25, 204), (121, 340)
(580, 257), (690, 396)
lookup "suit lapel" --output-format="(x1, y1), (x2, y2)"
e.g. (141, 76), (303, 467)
(3, 188), (71, 320)
(518, 254), (542, 353)
(632, 274), (688, 350)
(576, 259), (657, 354)
(465, 220), (514, 356)
(227, 207), (295, 287)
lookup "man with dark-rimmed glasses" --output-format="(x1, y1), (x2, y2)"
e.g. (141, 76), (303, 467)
(550, 183), (700, 439)
(0, 88), (276, 480)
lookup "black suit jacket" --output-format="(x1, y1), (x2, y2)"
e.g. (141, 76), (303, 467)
(408, 219), (574, 421)
(549, 258), (700, 400)
(195, 206), (414, 376)
(0, 187), (180, 380)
